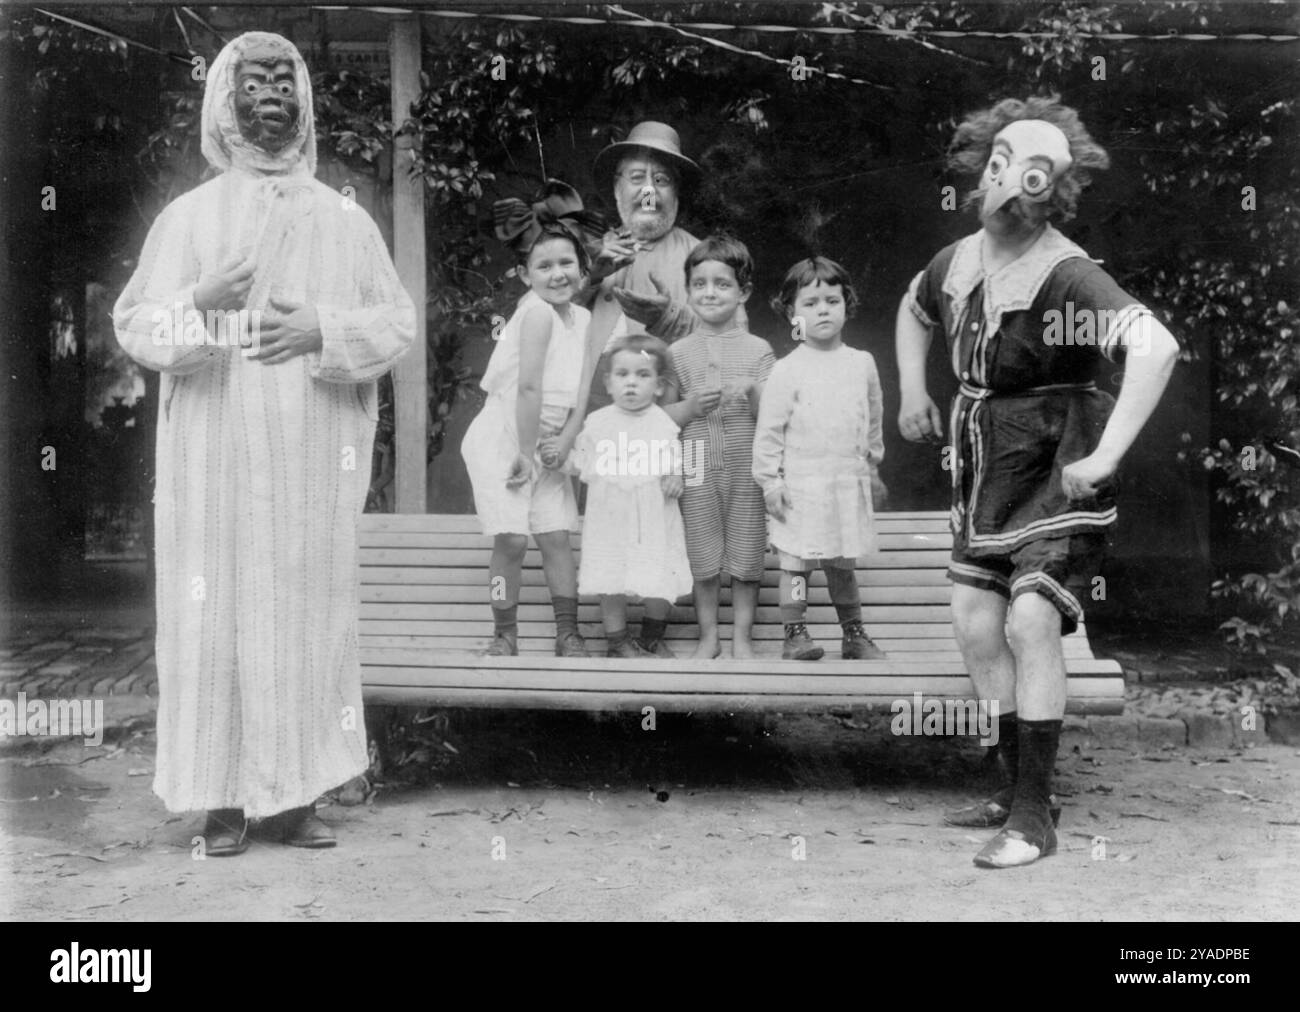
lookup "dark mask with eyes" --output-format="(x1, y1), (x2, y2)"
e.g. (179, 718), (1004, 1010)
(233, 42), (300, 153)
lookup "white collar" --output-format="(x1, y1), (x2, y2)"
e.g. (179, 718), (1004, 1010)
(943, 224), (1100, 334)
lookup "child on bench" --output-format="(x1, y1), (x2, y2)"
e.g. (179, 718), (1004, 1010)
(753, 256), (887, 661)
(564, 334), (692, 658)
(660, 236), (775, 659)
(462, 182), (598, 658)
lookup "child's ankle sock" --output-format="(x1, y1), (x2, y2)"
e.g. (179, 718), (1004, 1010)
(639, 617), (668, 644)
(552, 596), (579, 638)
(607, 627), (631, 650)
(1005, 718), (1061, 842)
(491, 604), (518, 638)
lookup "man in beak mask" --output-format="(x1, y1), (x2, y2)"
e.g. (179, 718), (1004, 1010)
(895, 97), (1180, 869)
(114, 32), (415, 855)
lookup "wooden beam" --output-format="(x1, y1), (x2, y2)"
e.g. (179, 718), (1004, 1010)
(389, 14), (427, 513)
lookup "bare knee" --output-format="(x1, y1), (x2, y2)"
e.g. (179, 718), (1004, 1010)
(1005, 594), (1062, 656)
(495, 533), (528, 561)
(951, 588), (1008, 657)
(532, 530), (572, 555)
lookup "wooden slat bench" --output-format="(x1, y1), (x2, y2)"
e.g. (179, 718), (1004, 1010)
(358, 511), (1124, 714)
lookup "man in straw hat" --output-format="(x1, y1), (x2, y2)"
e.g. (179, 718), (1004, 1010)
(542, 121), (727, 657)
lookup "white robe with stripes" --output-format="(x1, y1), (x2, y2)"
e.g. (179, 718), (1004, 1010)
(113, 33), (415, 817)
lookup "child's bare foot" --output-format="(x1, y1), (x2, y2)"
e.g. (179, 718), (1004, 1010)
(731, 637), (756, 660)
(691, 634), (722, 659)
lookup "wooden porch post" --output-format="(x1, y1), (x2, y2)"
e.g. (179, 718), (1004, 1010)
(389, 14), (427, 513)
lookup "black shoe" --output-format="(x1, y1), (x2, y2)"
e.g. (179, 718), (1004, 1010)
(485, 630), (518, 656)
(973, 823), (1058, 869)
(782, 622), (824, 661)
(841, 620), (886, 660)
(607, 638), (654, 659)
(638, 637), (676, 658)
(201, 808), (249, 857)
(265, 804), (336, 849)
(555, 631), (589, 658)
(944, 790), (1062, 828)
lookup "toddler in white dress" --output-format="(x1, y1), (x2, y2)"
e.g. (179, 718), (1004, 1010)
(564, 334), (691, 658)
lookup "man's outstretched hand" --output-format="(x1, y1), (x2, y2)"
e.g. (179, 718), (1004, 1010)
(613, 272), (670, 327)
(250, 296), (323, 365)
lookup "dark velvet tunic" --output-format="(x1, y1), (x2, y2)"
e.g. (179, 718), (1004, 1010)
(906, 225), (1153, 558)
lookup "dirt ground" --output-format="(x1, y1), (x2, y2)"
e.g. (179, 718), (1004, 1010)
(3, 699), (1298, 921)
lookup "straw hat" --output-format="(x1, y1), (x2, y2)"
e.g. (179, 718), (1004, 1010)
(593, 121), (701, 190)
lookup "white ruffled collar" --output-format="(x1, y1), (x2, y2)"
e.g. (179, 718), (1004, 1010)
(943, 224), (1099, 333)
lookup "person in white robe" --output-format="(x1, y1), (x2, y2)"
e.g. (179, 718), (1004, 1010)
(113, 31), (415, 853)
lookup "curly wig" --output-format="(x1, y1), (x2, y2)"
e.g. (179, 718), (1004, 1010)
(948, 95), (1110, 224)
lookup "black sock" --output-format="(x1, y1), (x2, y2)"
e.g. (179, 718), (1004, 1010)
(826, 568), (861, 625)
(552, 596), (578, 638)
(988, 711), (1018, 805)
(639, 617), (667, 644)
(1005, 718), (1061, 842)
(492, 604), (518, 638)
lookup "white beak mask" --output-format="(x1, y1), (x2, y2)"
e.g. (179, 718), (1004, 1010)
(980, 119), (1073, 219)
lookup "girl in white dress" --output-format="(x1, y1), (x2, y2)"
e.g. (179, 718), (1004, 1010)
(753, 256), (888, 661)
(564, 334), (692, 658)
(462, 203), (595, 658)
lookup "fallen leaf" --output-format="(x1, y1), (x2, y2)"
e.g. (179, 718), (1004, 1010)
(523, 881), (558, 903)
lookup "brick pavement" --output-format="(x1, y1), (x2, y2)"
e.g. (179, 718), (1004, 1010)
(0, 618), (156, 699)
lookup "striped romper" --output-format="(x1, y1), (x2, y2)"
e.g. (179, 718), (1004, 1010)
(668, 328), (776, 581)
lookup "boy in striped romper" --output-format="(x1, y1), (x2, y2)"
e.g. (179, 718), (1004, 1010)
(662, 236), (775, 659)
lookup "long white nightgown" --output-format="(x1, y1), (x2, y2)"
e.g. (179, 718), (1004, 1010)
(113, 32), (415, 818)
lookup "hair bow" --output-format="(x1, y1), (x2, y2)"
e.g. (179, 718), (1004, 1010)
(492, 179), (606, 257)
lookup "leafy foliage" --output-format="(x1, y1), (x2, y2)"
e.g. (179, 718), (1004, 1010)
(6, 3), (1297, 654)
